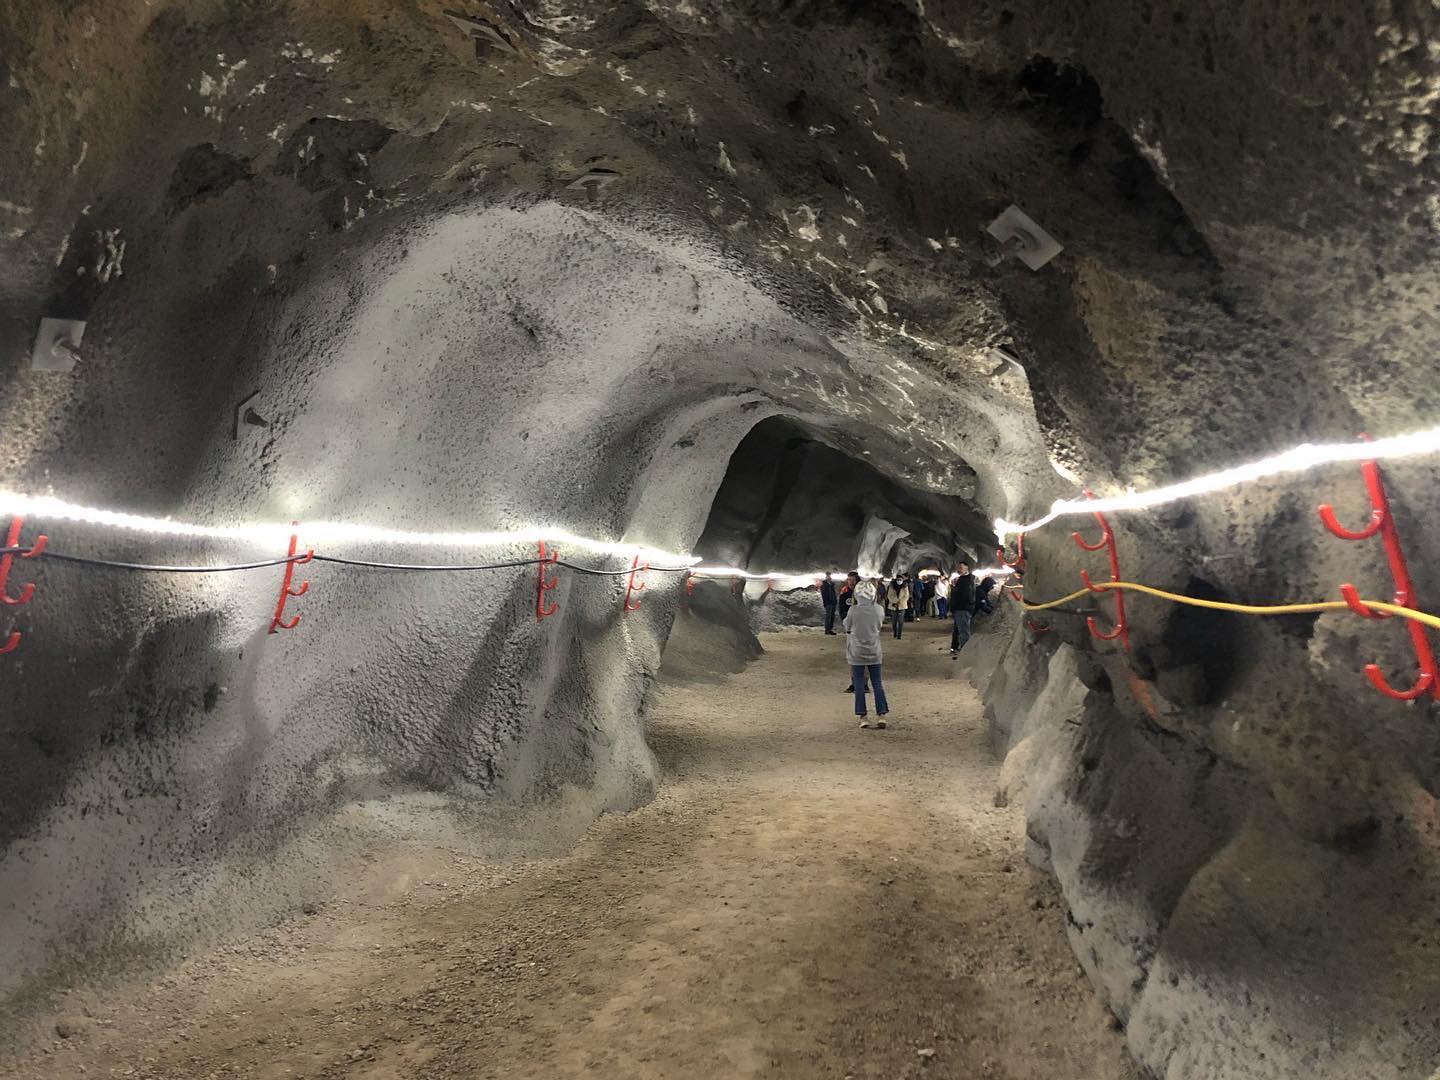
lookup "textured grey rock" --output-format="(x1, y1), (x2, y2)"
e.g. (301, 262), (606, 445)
(659, 579), (763, 682)
(1, 1), (1439, 1076)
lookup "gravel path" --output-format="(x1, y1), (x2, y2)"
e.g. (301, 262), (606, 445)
(3, 620), (1136, 1079)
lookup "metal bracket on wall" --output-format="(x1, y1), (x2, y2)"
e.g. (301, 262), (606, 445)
(567, 169), (620, 205)
(987, 346), (1026, 380)
(30, 318), (86, 372)
(623, 555), (648, 611)
(1317, 441), (1438, 700)
(232, 391), (270, 440)
(997, 532), (1026, 573)
(442, 9), (519, 57)
(1071, 491), (1130, 652)
(536, 540), (560, 620)
(985, 205), (1063, 270)
(0, 516), (48, 655)
(268, 523), (313, 634)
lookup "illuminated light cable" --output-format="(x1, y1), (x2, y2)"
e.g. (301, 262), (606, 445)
(1, 492), (999, 587)
(689, 566), (821, 580)
(994, 424), (1440, 540)
(0, 492), (698, 569)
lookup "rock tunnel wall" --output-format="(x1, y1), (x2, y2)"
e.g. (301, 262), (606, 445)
(0, 201), (1047, 1003)
(2, 1), (1439, 1076)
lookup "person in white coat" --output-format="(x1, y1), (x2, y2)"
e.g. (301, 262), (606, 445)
(843, 581), (890, 729)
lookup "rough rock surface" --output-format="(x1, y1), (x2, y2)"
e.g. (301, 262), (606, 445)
(2, 1), (1439, 1076)
(696, 415), (992, 574)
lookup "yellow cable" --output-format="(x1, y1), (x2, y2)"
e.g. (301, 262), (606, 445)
(1021, 581), (1440, 633)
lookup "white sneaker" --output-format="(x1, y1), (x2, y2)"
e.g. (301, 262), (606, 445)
(858, 720), (872, 729)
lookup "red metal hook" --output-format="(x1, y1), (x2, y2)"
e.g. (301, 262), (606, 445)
(268, 523), (313, 634)
(997, 532), (1026, 571)
(623, 554), (649, 612)
(679, 570), (695, 611)
(1070, 491), (1129, 652)
(1317, 446), (1438, 701)
(1, 516), (48, 655)
(536, 540), (560, 620)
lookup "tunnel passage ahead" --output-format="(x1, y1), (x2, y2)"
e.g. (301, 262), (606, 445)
(694, 415), (994, 577)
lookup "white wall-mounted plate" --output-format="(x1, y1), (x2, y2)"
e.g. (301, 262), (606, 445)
(30, 318), (85, 372)
(986, 205), (1063, 270)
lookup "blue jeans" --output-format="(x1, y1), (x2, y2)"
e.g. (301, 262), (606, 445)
(850, 664), (888, 716)
(937, 598), (948, 619)
(951, 610), (972, 651)
(823, 602), (837, 633)
(890, 608), (904, 638)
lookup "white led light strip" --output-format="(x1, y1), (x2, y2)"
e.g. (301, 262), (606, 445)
(995, 424), (1440, 540)
(10, 425), (1432, 584)
(0, 492), (697, 569)
(0, 493), (994, 585)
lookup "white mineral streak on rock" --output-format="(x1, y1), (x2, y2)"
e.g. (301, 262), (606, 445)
(1132, 120), (1172, 187)
(786, 205), (821, 242)
(94, 228), (126, 283)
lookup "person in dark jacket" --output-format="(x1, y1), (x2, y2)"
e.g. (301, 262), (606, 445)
(840, 571), (862, 692)
(820, 567), (840, 634)
(974, 573), (998, 615)
(950, 562), (976, 655)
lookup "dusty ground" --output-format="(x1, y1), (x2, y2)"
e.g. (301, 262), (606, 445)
(1, 621), (1135, 1079)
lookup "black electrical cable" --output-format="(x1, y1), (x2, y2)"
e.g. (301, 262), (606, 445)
(24, 550), (306, 573)
(2, 546), (695, 576)
(316, 553), (694, 576)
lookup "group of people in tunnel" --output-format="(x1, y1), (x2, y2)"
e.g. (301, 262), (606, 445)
(819, 561), (998, 728)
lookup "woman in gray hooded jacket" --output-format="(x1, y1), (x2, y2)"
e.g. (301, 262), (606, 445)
(843, 580), (890, 728)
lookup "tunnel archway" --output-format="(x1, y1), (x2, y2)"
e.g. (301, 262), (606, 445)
(692, 414), (993, 577)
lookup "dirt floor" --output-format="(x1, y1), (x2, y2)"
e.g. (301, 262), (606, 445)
(1, 620), (1137, 1079)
